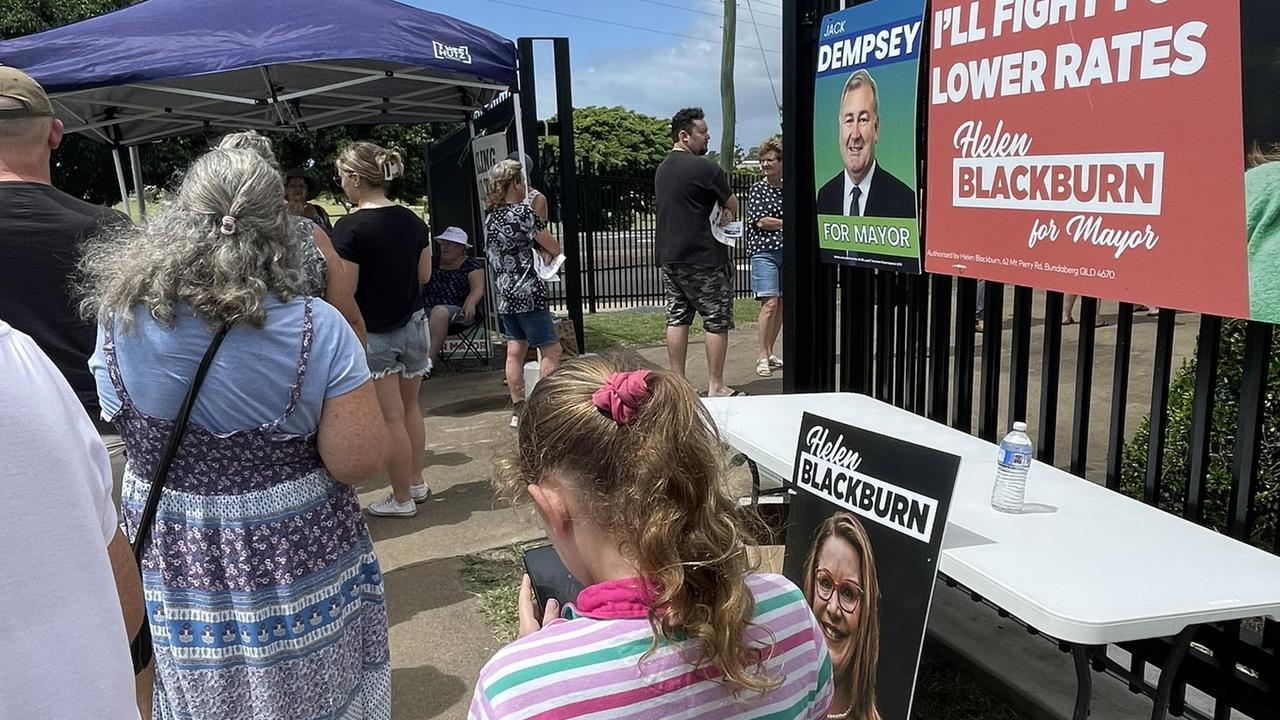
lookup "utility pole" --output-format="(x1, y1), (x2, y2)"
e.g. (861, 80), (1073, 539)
(720, 0), (736, 173)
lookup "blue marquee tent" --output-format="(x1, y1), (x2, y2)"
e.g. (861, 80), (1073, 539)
(0, 0), (518, 146)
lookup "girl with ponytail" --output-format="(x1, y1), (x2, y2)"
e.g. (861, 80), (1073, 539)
(470, 357), (833, 719)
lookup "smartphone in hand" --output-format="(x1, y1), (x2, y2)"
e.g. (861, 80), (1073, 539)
(522, 544), (585, 617)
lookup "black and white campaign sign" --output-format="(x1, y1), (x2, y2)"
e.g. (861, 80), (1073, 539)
(782, 412), (959, 720)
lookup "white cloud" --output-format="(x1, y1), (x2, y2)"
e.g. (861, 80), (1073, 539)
(559, 13), (783, 154)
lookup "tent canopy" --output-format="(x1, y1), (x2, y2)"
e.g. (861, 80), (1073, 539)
(0, 0), (517, 146)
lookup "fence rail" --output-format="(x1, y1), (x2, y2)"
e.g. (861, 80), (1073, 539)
(835, 270), (1279, 719)
(545, 165), (761, 312)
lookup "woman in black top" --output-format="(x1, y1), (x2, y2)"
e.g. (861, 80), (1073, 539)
(332, 141), (433, 519)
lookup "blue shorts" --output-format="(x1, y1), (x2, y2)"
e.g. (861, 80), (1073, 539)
(366, 308), (430, 379)
(502, 309), (558, 349)
(430, 303), (475, 327)
(750, 249), (783, 298)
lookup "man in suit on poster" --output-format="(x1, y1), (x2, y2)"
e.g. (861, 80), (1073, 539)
(816, 68), (916, 219)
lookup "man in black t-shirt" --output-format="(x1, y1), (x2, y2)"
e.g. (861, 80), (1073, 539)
(655, 107), (741, 396)
(0, 68), (128, 432)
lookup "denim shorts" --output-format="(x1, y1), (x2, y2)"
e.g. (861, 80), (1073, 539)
(502, 309), (558, 349)
(430, 303), (475, 327)
(750, 249), (783, 298)
(366, 308), (430, 379)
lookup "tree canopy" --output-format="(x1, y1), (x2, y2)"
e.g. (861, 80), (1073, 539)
(550, 105), (670, 175)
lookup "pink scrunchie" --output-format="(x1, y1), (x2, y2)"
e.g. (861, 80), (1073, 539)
(592, 369), (652, 426)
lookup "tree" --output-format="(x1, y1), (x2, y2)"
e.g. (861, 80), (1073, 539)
(547, 105), (669, 175)
(0, 0), (137, 39)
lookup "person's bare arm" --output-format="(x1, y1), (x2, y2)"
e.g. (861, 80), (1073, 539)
(108, 528), (144, 641)
(531, 192), (549, 225)
(418, 246), (433, 286)
(535, 228), (561, 257)
(461, 268), (486, 322)
(318, 381), (388, 485)
(758, 217), (783, 231)
(313, 226), (367, 346)
(721, 194), (741, 224)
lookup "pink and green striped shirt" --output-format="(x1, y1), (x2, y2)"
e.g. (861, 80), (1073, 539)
(468, 572), (833, 720)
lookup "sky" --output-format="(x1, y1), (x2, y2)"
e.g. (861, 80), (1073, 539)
(406, 0), (785, 152)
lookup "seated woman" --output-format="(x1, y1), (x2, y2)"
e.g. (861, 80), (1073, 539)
(802, 513), (883, 720)
(420, 226), (485, 364)
(82, 148), (391, 720)
(470, 357), (833, 719)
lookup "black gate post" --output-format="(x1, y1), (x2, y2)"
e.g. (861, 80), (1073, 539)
(784, 0), (838, 393)
(552, 38), (585, 353)
(515, 39), (542, 191)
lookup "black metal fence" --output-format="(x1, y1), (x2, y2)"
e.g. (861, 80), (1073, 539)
(546, 165), (762, 312)
(817, 271), (1280, 719)
(778, 0), (1279, 713)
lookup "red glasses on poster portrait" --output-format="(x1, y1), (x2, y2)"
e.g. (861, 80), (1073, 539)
(814, 569), (864, 613)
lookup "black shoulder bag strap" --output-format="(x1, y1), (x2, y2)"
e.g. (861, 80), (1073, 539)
(130, 322), (232, 674)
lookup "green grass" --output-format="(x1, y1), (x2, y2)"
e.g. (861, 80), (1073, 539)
(582, 298), (762, 351)
(460, 544), (530, 644)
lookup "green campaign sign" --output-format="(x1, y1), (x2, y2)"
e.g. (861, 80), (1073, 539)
(813, 0), (925, 273)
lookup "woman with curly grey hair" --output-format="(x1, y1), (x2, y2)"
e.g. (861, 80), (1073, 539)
(83, 147), (392, 720)
(216, 130), (366, 344)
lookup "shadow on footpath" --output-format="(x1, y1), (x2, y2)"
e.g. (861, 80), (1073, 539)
(391, 662), (471, 719)
(365, 479), (498, 541)
(381, 555), (473, 626)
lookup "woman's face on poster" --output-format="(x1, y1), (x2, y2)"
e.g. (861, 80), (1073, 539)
(812, 534), (863, 673)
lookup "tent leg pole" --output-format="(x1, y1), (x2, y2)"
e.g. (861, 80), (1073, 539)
(512, 93), (528, 190)
(112, 147), (132, 220)
(128, 145), (146, 219)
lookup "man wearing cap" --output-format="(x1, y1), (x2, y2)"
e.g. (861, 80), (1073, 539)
(420, 226), (486, 367)
(0, 67), (143, 719)
(0, 67), (128, 430)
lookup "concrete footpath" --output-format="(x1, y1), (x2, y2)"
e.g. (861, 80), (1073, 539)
(372, 290), (1199, 717)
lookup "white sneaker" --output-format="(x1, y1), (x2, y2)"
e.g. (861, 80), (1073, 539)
(409, 481), (432, 504)
(768, 355), (784, 369)
(366, 493), (417, 518)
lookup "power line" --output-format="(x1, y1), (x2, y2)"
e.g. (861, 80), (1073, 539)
(744, 0), (781, 126)
(638, 0), (781, 31)
(696, 0), (782, 18)
(473, 0), (781, 54)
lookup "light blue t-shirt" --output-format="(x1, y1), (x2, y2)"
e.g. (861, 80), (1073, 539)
(90, 296), (369, 436)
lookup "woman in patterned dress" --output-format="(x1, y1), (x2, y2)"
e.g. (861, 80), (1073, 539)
(747, 136), (785, 378)
(82, 148), (392, 720)
(485, 159), (563, 428)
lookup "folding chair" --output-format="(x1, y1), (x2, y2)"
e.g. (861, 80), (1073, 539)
(438, 309), (490, 371)
(435, 257), (494, 371)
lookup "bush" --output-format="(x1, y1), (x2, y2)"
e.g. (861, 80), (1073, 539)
(1120, 320), (1278, 551)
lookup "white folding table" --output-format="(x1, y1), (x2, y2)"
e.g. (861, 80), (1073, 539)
(704, 393), (1280, 720)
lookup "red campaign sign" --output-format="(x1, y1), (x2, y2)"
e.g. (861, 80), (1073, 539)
(924, 0), (1247, 318)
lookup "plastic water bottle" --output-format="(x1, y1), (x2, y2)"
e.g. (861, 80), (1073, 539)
(992, 422), (1033, 513)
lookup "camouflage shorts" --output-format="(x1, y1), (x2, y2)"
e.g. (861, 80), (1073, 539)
(662, 262), (735, 333)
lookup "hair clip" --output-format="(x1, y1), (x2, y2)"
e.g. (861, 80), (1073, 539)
(592, 369), (653, 426)
(219, 215), (237, 235)
(382, 161), (400, 181)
